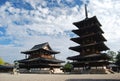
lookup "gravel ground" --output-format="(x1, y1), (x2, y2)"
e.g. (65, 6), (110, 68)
(0, 73), (120, 81)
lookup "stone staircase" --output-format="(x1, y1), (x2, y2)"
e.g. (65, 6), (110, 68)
(89, 68), (114, 74)
(70, 68), (115, 74)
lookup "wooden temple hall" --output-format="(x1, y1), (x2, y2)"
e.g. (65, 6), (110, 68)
(67, 5), (111, 74)
(18, 42), (64, 73)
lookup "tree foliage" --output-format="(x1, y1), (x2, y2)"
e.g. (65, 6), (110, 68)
(0, 57), (5, 65)
(63, 62), (73, 72)
(4, 62), (10, 65)
(115, 51), (120, 66)
(107, 50), (116, 62)
(116, 51), (120, 60)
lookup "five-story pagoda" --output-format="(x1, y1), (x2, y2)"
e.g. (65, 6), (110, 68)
(67, 5), (110, 74)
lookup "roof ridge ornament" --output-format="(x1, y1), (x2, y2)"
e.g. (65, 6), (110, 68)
(85, 4), (88, 19)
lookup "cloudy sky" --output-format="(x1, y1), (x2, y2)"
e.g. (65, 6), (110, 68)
(0, 0), (120, 63)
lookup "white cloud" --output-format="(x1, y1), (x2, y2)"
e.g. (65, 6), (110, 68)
(0, 45), (24, 63)
(87, 0), (120, 51)
(0, 0), (120, 63)
(0, 31), (3, 35)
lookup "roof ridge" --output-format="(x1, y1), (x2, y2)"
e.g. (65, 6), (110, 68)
(31, 42), (49, 50)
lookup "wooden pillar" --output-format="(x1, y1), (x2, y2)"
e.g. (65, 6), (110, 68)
(54, 54), (55, 58)
(25, 54), (27, 59)
(83, 66), (84, 71)
(96, 66), (97, 69)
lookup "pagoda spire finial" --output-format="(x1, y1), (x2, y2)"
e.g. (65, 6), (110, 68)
(85, 4), (88, 19)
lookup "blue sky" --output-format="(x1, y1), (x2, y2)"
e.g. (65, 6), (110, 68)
(0, 0), (120, 63)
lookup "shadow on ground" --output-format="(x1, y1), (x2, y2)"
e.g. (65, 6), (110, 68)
(66, 79), (120, 81)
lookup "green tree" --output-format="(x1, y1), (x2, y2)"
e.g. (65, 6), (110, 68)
(0, 57), (5, 65)
(63, 62), (73, 72)
(115, 51), (120, 66)
(4, 62), (10, 65)
(107, 50), (116, 62)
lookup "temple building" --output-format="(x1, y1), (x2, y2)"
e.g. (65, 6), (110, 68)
(18, 42), (64, 73)
(67, 5), (111, 74)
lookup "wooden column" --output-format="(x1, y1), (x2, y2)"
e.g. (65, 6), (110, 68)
(25, 54), (27, 59)
(54, 54), (55, 58)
